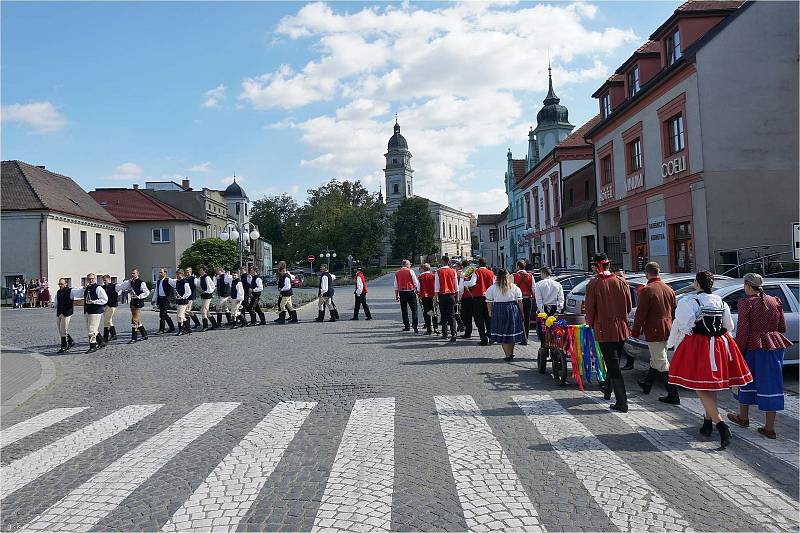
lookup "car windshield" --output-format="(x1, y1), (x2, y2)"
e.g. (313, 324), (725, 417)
(571, 279), (590, 296)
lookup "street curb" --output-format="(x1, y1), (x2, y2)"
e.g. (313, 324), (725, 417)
(1, 347), (57, 416)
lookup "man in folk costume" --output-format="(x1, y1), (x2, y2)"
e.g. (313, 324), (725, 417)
(585, 253), (632, 412)
(118, 268), (150, 344)
(215, 267), (234, 327)
(394, 259), (420, 332)
(418, 263), (439, 335)
(435, 256), (459, 343)
(184, 267), (202, 330)
(82, 272), (109, 353)
(153, 268), (176, 335)
(101, 274), (121, 343)
(52, 278), (78, 354)
(533, 266), (564, 340)
(316, 263), (339, 323)
(513, 260), (535, 346)
(275, 261), (298, 324)
(458, 260), (475, 339)
(351, 265), (372, 320)
(229, 270), (247, 328)
(169, 269), (194, 335)
(464, 257), (495, 346)
(248, 266), (266, 326)
(453, 262), (465, 333)
(240, 266), (252, 321)
(195, 265), (217, 331)
(632, 261), (680, 404)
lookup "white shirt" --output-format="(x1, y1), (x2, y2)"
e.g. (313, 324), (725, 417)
(170, 278), (193, 300)
(84, 285), (108, 306)
(251, 276), (263, 293)
(279, 273), (294, 292)
(393, 268), (420, 291)
(667, 292), (734, 349)
(355, 275), (365, 296)
(231, 280), (245, 301)
(155, 277), (171, 298)
(195, 274), (216, 295)
(117, 279), (150, 301)
(485, 284), (523, 303)
(320, 272), (336, 294)
(534, 277), (565, 311)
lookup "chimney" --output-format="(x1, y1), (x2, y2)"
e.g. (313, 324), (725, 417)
(182, 178), (191, 190)
(36, 165), (46, 169)
(133, 184), (139, 190)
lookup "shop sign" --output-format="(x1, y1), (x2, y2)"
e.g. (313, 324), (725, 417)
(648, 216), (668, 256)
(661, 155), (686, 178)
(625, 174), (643, 192)
(598, 183), (614, 202)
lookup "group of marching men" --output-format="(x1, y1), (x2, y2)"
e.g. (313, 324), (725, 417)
(51, 259), (343, 354)
(392, 255), (565, 344)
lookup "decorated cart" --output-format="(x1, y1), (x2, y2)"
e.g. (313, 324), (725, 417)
(535, 312), (607, 390)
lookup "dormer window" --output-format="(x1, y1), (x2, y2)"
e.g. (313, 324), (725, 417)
(602, 93), (612, 118)
(628, 66), (640, 97)
(666, 29), (681, 65)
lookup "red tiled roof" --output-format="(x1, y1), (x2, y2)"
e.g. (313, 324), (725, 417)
(636, 40), (661, 54)
(677, 0), (744, 13)
(512, 159), (526, 179)
(89, 188), (205, 224)
(558, 115), (602, 148)
(1, 160), (122, 225)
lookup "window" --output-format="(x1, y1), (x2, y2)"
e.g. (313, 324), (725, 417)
(628, 139), (642, 171)
(393, 184), (399, 194)
(489, 229), (498, 242)
(236, 202), (241, 215)
(392, 158), (398, 164)
(628, 66), (640, 97)
(95, 233), (102, 253)
(666, 29), (681, 65)
(80, 231), (88, 251)
(81, 277), (87, 287)
(192, 229), (199, 243)
(632, 229), (648, 271)
(601, 156), (613, 185)
(568, 188), (574, 207)
(584, 179), (589, 199)
(788, 284), (799, 303)
(570, 238), (575, 264)
(723, 289), (746, 313)
(200, 230), (204, 239)
(449, 224), (452, 238)
(62, 228), (71, 250)
(442, 221), (446, 236)
(668, 115), (685, 154)
(109, 235), (115, 254)
(602, 94), (612, 117)
(765, 286), (792, 312)
(111, 276), (118, 284)
(152, 228), (170, 243)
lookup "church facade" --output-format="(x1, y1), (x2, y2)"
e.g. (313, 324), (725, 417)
(382, 120), (472, 262)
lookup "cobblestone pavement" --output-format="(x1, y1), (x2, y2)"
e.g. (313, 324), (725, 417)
(1, 275), (798, 532)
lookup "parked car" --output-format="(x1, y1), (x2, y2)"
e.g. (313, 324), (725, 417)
(263, 274), (277, 286)
(291, 275), (303, 288)
(563, 272), (644, 315)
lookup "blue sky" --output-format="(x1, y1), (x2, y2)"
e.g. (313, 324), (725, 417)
(2, 1), (680, 213)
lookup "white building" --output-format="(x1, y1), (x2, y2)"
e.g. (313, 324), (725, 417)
(1, 161), (127, 288)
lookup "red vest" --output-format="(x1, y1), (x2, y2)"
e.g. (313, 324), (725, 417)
(356, 271), (368, 295)
(514, 270), (534, 298)
(472, 267), (495, 297)
(418, 272), (435, 298)
(395, 268), (415, 291)
(437, 267), (457, 295)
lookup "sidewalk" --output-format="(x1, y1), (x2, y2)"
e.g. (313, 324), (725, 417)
(1, 347), (56, 415)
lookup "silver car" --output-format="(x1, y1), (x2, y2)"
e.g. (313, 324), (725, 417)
(563, 273), (645, 315)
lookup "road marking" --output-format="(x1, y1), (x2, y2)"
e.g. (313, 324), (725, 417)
(312, 398), (395, 532)
(586, 391), (799, 531)
(162, 401), (316, 532)
(514, 394), (691, 532)
(20, 402), (238, 533)
(1, 404), (162, 499)
(434, 395), (544, 532)
(1, 407), (87, 449)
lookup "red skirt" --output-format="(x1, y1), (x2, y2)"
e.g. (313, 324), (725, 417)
(668, 333), (753, 391)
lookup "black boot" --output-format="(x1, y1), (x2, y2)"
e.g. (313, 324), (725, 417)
(138, 326), (148, 340)
(67, 334), (75, 348)
(225, 312), (233, 325)
(717, 421), (732, 448)
(110, 326), (118, 341)
(176, 323), (184, 336)
(96, 334), (106, 349)
(230, 316), (239, 329)
(621, 355), (636, 371)
(638, 367), (659, 395)
(192, 314), (201, 329)
(202, 318), (209, 332)
(216, 313), (223, 328)
(249, 311), (257, 325)
(183, 322), (192, 334)
(609, 379), (628, 412)
(166, 316), (175, 333)
(315, 310), (325, 322)
(128, 328), (139, 344)
(239, 314), (247, 328)
(86, 342), (98, 354)
(658, 373), (681, 404)
(157, 318), (166, 334)
(275, 311), (287, 325)
(328, 309), (337, 322)
(602, 379), (612, 400)
(288, 310), (298, 323)
(258, 311), (266, 325)
(210, 316), (218, 329)
(103, 327), (110, 343)
(700, 417), (713, 437)
(57, 337), (68, 354)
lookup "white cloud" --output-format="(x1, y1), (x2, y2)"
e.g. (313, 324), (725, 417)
(104, 162), (145, 182)
(220, 175), (246, 186)
(1, 101), (66, 133)
(201, 84), (226, 108)
(187, 162), (211, 172)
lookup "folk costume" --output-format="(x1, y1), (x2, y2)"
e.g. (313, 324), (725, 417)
(513, 268), (535, 345)
(419, 271), (439, 335)
(185, 273), (202, 330)
(458, 267), (475, 338)
(216, 272), (234, 327)
(53, 286), (78, 353)
(486, 283), (525, 348)
(101, 280), (122, 342)
(248, 274), (266, 326)
(154, 275), (176, 334)
(435, 264), (459, 342)
(316, 272), (339, 322)
(464, 266), (494, 345)
(196, 273), (217, 331)
(275, 272), (298, 324)
(119, 277), (150, 343)
(229, 274), (247, 329)
(170, 277), (195, 335)
(352, 270), (372, 320)
(394, 266), (419, 331)
(82, 282), (108, 353)
(240, 271), (252, 320)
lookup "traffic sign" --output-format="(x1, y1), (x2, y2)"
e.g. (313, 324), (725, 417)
(307, 255), (316, 262)
(793, 223), (799, 261)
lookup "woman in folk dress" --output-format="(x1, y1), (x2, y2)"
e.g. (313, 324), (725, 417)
(485, 268), (525, 361)
(667, 271), (752, 448)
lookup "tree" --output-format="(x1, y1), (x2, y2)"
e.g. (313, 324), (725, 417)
(390, 197), (437, 262)
(471, 234), (480, 254)
(250, 194), (298, 262)
(179, 238), (239, 272)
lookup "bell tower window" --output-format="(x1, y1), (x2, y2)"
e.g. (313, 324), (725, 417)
(393, 183), (399, 194)
(392, 158), (398, 164)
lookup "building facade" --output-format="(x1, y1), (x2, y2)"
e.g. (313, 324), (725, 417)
(585, 0), (798, 273)
(559, 162), (597, 271)
(143, 179), (231, 239)
(1, 161), (127, 288)
(475, 208), (508, 268)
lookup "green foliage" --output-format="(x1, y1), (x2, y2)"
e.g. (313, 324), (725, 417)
(179, 238), (238, 272)
(250, 194), (299, 262)
(471, 234), (480, 253)
(390, 197), (437, 261)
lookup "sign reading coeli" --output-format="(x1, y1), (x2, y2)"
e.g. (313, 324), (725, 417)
(648, 216), (668, 256)
(661, 155), (686, 178)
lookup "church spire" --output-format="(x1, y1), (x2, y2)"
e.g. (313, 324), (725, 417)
(544, 63), (560, 105)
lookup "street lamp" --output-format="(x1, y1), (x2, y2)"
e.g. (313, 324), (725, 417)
(220, 221), (260, 268)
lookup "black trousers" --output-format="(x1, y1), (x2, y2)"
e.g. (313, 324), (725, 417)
(438, 294), (457, 337)
(398, 291), (418, 329)
(353, 293), (371, 319)
(242, 291), (251, 312)
(599, 341), (628, 405)
(472, 296), (491, 342)
(420, 297), (438, 332)
(521, 297), (533, 339)
(157, 296), (174, 331)
(249, 292), (265, 323)
(460, 297), (474, 337)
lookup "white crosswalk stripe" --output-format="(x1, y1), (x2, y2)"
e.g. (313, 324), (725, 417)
(162, 401), (316, 532)
(312, 397), (395, 533)
(1, 407), (87, 449)
(434, 395), (545, 533)
(585, 391), (799, 532)
(20, 402), (239, 533)
(1, 404), (162, 499)
(514, 394), (691, 532)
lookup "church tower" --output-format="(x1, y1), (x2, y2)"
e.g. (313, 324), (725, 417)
(532, 66), (574, 158)
(384, 118), (413, 214)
